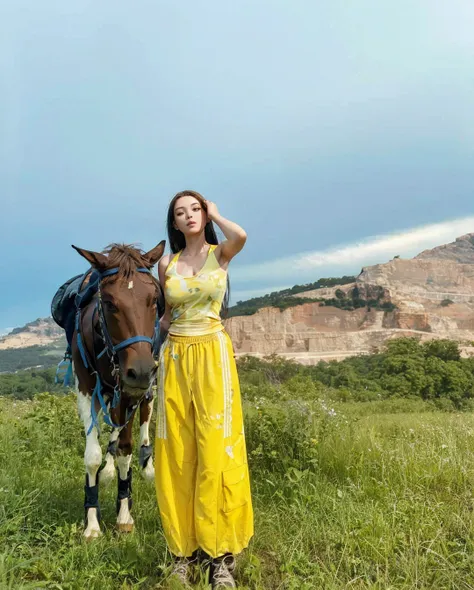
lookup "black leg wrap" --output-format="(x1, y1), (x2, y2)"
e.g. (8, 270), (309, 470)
(107, 438), (118, 457)
(84, 474), (101, 524)
(139, 444), (153, 468)
(116, 467), (132, 514)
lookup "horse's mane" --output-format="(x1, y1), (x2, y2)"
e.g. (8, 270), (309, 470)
(101, 243), (164, 315)
(101, 243), (151, 277)
(101, 242), (159, 287)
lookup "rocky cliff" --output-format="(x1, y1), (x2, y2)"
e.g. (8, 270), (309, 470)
(4, 234), (474, 365)
(0, 318), (64, 350)
(225, 234), (474, 364)
(415, 233), (474, 264)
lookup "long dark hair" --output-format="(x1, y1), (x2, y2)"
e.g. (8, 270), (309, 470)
(166, 190), (230, 317)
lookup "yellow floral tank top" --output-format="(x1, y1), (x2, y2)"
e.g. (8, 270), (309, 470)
(164, 244), (227, 336)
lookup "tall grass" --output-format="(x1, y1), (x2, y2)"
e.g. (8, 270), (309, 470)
(1, 391), (474, 589)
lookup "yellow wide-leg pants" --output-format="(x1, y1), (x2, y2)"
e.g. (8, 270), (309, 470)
(154, 330), (254, 558)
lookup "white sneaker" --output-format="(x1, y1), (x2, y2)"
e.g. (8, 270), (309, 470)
(168, 555), (196, 587)
(210, 554), (236, 589)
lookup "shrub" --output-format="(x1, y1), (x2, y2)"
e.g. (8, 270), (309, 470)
(440, 299), (454, 307)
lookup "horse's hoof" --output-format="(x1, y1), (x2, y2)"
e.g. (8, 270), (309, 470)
(83, 528), (102, 541)
(84, 508), (102, 541)
(116, 522), (134, 533)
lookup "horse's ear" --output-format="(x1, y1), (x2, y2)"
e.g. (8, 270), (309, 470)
(143, 240), (166, 267)
(71, 245), (108, 269)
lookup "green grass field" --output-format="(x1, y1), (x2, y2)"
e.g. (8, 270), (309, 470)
(1, 392), (474, 589)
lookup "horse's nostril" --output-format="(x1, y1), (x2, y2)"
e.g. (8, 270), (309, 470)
(127, 368), (138, 381)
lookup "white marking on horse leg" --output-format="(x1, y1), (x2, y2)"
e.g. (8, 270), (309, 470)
(84, 508), (101, 540)
(117, 453), (132, 481)
(140, 398), (155, 482)
(139, 421), (150, 447)
(116, 454), (134, 530)
(77, 391), (102, 539)
(100, 429), (119, 486)
(77, 392), (103, 485)
(100, 453), (115, 486)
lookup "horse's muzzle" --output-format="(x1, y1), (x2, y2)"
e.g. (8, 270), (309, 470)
(122, 357), (156, 394)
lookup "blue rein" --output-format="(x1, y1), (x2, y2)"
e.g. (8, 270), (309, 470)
(75, 266), (160, 434)
(95, 267), (160, 360)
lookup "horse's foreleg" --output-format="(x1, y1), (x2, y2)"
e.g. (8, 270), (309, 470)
(139, 396), (155, 482)
(100, 428), (119, 486)
(116, 418), (135, 533)
(77, 390), (102, 540)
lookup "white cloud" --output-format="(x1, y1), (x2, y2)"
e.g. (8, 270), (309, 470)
(0, 328), (13, 337)
(231, 216), (474, 285)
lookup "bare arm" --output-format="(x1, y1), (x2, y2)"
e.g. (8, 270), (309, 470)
(158, 255), (171, 338)
(205, 200), (247, 263)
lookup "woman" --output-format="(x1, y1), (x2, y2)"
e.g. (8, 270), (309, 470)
(155, 190), (254, 588)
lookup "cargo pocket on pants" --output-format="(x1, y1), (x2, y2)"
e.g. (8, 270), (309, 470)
(222, 463), (249, 513)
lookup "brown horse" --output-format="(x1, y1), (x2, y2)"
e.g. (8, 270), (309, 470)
(71, 241), (165, 540)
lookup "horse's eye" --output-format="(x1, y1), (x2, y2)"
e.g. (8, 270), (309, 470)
(104, 301), (118, 313)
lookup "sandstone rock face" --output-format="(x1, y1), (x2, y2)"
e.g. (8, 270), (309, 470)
(226, 234), (474, 364)
(5, 235), (474, 364)
(416, 233), (474, 264)
(292, 284), (356, 299)
(358, 258), (474, 302)
(0, 318), (64, 350)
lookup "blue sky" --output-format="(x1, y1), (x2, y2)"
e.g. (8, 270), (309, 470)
(1, 0), (474, 333)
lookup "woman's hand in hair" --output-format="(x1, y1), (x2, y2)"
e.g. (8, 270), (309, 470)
(204, 200), (219, 222)
(208, 202), (247, 263)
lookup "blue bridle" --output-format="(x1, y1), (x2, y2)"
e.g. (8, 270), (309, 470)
(96, 267), (160, 360)
(75, 266), (160, 434)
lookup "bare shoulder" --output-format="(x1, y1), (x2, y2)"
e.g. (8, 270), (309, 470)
(158, 253), (172, 269)
(213, 239), (245, 266)
(212, 243), (229, 269)
(158, 254), (172, 284)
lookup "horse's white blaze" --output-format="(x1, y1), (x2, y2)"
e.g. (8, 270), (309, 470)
(140, 398), (155, 482)
(116, 454), (134, 527)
